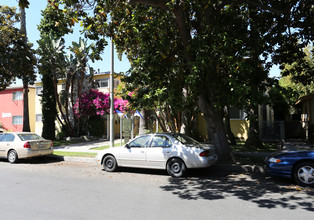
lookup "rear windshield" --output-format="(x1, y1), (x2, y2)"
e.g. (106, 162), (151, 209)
(18, 133), (44, 141)
(173, 134), (200, 145)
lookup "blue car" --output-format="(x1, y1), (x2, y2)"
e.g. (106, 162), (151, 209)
(266, 149), (314, 187)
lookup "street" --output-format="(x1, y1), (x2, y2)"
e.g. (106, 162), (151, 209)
(0, 158), (313, 220)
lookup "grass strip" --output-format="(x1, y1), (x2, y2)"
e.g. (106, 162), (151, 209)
(92, 142), (124, 150)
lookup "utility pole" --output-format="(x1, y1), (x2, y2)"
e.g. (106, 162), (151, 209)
(110, 38), (114, 148)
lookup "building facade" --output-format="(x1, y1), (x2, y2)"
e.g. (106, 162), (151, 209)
(0, 86), (36, 132)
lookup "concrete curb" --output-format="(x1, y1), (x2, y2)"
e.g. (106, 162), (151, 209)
(48, 155), (97, 163)
(212, 164), (266, 174)
(48, 155), (265, 174)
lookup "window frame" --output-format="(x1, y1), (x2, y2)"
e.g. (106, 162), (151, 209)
(12, 91), (23, 101)
(12, 116), (23, 125)
(150, 135), (172, 148)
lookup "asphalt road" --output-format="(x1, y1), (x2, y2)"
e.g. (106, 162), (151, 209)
(0, 157), (313, 220)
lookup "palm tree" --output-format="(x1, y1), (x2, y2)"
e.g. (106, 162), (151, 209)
(20, 4), (30, 132)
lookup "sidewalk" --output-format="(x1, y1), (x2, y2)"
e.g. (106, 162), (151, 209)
(52, 139), (124, 163)
(53, 139), (124, 153)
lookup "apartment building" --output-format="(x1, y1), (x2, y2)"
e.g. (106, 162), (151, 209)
(0, 85), (36, 132)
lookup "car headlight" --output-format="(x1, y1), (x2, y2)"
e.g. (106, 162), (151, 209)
(268, 157), (281, 163)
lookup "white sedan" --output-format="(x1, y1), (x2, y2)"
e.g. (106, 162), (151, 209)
(0, 132), (54, 163)
(96, 133), (217, 177)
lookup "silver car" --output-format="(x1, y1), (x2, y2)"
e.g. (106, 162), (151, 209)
(96, 133), (217, 177)
(0, 132), (54, 163)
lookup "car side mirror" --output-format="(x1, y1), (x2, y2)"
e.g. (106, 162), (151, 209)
(125, 144), (130, 149)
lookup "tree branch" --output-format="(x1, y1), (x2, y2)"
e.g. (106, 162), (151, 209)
(127, 0), (168, 9)
(217, 0), (286, 15)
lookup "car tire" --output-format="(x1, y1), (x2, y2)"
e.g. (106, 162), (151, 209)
(167, 158), (186, 178)
(293, 162), (314, 187)
(8, 150), (18, 163)
(103, 155), (118, 172)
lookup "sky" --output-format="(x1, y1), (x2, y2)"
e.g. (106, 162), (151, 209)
(2, 0), (131, 85)
(2, 0), (280, 86)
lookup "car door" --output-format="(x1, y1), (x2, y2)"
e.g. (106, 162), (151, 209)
(146, 135), (173, 168)
(0, 133), (15, 157)
(0, 133), (4, 157)
(117, 135), (152, 168)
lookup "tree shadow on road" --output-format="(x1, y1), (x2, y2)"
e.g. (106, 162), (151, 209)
(0, 156), (64, 165)
(160, 167), (314, 212)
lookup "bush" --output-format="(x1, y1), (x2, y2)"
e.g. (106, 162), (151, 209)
(57, 131), (66, 140)
(88, 116), (105, 138)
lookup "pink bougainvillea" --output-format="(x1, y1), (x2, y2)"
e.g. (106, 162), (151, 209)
(74, 89), (129, 118)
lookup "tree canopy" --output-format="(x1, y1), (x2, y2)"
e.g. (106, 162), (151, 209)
(0, 5), (35, 91)
(50, 0), (313, 161)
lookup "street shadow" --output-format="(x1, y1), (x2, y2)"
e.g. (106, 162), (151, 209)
(103, 167), (169, 177)
(160, 167), (314, 212)
(0, 156), (64, 165)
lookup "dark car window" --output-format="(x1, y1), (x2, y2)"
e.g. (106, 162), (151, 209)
(151, 136), (172, 148)
(18, 133), (44, 141)
(173, 134), (199, 145)
(129, 135), (151, 148)
(1, 134), (15, 142)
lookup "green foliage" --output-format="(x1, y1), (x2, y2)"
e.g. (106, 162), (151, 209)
(37, 3), (71, 140)
(56, 131), (66, 140)
(87, 115), (105, 138)
(54, 0), (312, 161)
(0, 5), (35, 91)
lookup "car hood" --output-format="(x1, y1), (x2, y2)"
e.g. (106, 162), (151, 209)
(271, 149), (314, 157)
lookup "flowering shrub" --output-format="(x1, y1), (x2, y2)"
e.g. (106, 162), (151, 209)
(74, 89), (129, 118)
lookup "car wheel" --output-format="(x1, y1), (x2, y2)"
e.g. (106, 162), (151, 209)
(8, 150), (18, 163)
(167, 158), (186, 178)
(103, 155), (118, 172)
(293, 162), (314, 187)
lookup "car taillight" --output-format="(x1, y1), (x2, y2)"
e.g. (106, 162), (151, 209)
(200, 150), (210, 157)
(24, 142), (31, 148)
(51, 141), (53, 147)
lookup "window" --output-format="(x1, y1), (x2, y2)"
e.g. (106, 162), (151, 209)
(36, 86), (43, 96)
(61, 83), (66, 90)
(36, 114), (42, 122)
(129, 135), (151, 148)
(151, 135), (172, 148)
(173, 134), (199, 145)
(95, 79), (109, 88)
(229, 107), (247, 120)
(12, 91), (23, 101)
(18, 133), (43, 141)
(0, 133), (15, 142)
(12, 116), (23, 125)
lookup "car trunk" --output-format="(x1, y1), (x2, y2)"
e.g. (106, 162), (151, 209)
(28, 140), (52, 150)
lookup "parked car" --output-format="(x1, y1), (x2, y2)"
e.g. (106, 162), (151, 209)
(266, 149), (314, 187)
(0, 132), (54, 163)
(96, 133), (217, 177)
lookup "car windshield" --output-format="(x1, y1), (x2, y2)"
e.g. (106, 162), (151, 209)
(18, 133), (44, 141)
(172, 134), (200, 145)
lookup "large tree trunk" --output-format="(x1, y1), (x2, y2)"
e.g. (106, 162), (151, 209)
(198, 94), (233, 162)
(20, 7), (30, 132)
(22, 80), (30, 132)
(223, 106), (236, 145)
